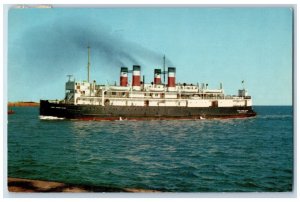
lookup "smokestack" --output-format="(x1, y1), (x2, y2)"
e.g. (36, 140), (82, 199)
(132, 65), (141, 90)
(120, 67), (128, 87)
(167, 67), (176, 91)
(154, 69), (161, 85)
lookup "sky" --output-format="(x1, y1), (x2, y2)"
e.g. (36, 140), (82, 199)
(7, 7), (293, 105)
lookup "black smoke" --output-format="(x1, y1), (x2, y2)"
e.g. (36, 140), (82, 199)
(16, 16), (173, 83)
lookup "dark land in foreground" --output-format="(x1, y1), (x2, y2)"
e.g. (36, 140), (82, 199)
(8, 177), (159, 193)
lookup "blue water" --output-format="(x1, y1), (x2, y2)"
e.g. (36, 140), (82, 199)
(7, 106), (293, 192)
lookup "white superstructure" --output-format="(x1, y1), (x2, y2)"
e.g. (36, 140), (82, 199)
(64, 71), (253, 108)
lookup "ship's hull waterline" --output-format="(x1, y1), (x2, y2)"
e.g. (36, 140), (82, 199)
(40, 100), (256, 121)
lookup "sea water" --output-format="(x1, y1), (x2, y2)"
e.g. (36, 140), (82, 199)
(7, 106), (293, 192)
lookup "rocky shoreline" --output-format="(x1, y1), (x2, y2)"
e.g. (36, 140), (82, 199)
(8, 177), (159, 193)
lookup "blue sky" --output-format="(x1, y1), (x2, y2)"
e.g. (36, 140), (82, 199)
(8, 7), (293, 105)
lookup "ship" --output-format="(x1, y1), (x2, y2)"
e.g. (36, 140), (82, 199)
(40, 47), (256, 120)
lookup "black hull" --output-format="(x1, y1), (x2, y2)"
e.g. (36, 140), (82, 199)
(39, 100), (256, 120)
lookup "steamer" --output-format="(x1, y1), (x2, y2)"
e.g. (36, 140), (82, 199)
(40, 47), (256, 120)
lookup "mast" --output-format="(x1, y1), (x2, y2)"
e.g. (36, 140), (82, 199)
(67, 75), (73, 81)
(87, 46), (90, 83)
(163, 55), (166, 85)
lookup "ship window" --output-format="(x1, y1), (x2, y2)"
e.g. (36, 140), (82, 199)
(112, 92), (116, 95)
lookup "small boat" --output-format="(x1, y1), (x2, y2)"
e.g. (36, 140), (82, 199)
(8, 109), (15, 114)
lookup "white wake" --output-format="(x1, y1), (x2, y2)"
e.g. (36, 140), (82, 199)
(39, 116), (65, 120)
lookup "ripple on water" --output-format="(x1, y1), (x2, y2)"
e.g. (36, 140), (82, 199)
(7, 106), (293, 192)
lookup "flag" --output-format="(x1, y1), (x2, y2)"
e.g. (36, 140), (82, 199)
(242, 80), (244, 84)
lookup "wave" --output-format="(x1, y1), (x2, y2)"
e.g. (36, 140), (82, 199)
(258, 115), (293, 119)
(39, 116), (65, 120)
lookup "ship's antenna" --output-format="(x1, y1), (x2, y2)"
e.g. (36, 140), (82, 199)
(87, 46), (91, 83)
(67, 75), (73, 81)
(163, 55), (166, 85)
